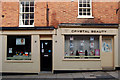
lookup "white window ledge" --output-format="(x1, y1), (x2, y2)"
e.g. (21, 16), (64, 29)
(77, 16), (94, 19)
(19, 25), (34, 27)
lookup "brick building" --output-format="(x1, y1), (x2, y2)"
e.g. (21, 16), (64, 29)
(0, 0), (120, 73)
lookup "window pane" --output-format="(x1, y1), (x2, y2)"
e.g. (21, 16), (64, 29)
(83, 9), (86, 12)
(30, 13), (34, 19)
(7, 35), (31, 60)
(79, 13), (82, 15)
(21, 2), (24, 6)
(30, 2), (34, 6)
(87, 9), (90, 13)
(87, 13), (90, 15)
(25, 20), (29, 25)
(79, 8), (82, 13)
(25, 2), (29, 6)
(87, 4), (90, 7)
(79, 0), (82, 3)
(25, 14), (29, 19)
(30, 20), (34, 25)
(64, 36), (100, 59)
(83, 4), (86, 7)
(25, 7), (29, 12)
(79, 4), (82, 7)
(83, 13), (86, 15)
(87, 0), (90, 3)
(83, 0), (87, 3)
(30, 7), (34, 12)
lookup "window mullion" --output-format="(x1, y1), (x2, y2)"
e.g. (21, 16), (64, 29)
(24, 2), (25, 25)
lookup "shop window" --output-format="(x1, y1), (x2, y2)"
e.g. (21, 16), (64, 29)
(7, 35), (31, 60)
(78, 0), (93, 18)
(19, 0), (34, 27)
(64, 36), (100, 59)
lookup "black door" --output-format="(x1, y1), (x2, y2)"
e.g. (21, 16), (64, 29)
(40, 40), (52, 71)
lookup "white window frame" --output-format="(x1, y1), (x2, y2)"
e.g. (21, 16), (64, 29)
(19, 0), (34, 27)
(77, 0), (94, 18)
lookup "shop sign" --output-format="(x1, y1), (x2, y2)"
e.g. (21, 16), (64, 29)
(71, 30), (107, 33)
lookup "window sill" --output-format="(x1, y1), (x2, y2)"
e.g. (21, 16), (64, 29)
(19, 25), (34, 27)
(63, 59), (101, 61)
(77, 16), (94, 19)
(5, 60), (33, 63)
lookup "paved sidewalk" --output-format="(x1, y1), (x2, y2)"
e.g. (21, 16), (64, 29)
(1, 70), (120, 80)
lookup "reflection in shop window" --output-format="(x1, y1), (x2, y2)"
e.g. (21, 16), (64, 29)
(7, 35), (31, 60)
(64, 36), (100, 59)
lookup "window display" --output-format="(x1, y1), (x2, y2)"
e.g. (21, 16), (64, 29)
(64, 36), (100, 59)
(102, 39), (112, 52)
(7, 35), (31, 60)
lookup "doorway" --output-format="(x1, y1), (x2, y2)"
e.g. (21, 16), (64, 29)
(101, 36), (114, 70)
(40, 40), (52, 71)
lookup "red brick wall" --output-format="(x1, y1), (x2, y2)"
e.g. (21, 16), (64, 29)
(34, 2), (47, 26)
(0, 1), (2, 27)
(47, 2), (118, 28)
(2, 2), (19, 27)
(118, 1), (120, 23)
(1, 2), (119, 27)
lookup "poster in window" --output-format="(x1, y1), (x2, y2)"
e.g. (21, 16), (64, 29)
(80, 40), (84, 46)
(16, 38), (25, 45)
(70, 36), (74, 41)
(90, 37), (94, 41)
(9, 48), (12, 53)
(102, 39), (112, 52)
(95, 49), (100, 56)
(90, 42), (94, 48)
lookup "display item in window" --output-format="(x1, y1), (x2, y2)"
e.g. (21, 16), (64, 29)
(25, 52), (28, 56)
(85, 50), (88, 59)
(85, 50), (88, 56)
(95, 49), (100, 56)
(70, 51), (74, 56)
(70, 36), (74, 41)
(90, 50), (94, 56)
(65, 52), (68, 56)
(90, 42), (94, 48)
(80, 40), (84, 46)
(76, 50), (79, 56)
(90, 37), (94, 41)
(9, 48), (12, 53)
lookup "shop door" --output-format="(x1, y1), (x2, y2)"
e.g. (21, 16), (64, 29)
(101, 36), (114, 70)
(40, 40), (52, 71)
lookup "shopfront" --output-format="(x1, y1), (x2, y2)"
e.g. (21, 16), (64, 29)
(53, 24), (119, 71)
(0, 24), (119, 73)
(0, 27), (55, 73)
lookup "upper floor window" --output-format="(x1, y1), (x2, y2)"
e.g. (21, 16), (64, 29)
(19, 0), (34, 27)
(78, 0), (94, 18)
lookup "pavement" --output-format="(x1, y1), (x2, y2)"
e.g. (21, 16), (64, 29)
(1, 70), (120, 80)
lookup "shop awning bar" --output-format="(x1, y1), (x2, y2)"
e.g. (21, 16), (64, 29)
(0, 26), (55, 30)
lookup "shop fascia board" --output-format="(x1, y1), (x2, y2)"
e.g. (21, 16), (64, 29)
(1, 30), (56, 35)
(58, 23), (119, 28)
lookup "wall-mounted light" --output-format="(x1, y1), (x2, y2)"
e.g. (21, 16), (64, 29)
(55, 41), (57, 43)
